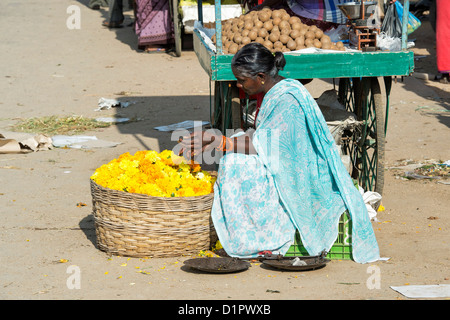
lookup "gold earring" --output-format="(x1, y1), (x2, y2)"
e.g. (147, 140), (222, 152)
(261, 81), (265, 85)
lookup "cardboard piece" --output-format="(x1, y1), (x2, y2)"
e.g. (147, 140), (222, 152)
(0, 132), (52, 154)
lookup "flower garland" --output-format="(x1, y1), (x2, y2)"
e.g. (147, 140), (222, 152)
(90, 150), (215, 197)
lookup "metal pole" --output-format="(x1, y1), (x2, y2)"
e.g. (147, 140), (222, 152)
(401, 0), (410, 50)
(215, 0), (223, 54)
(198, 0), (203, 24)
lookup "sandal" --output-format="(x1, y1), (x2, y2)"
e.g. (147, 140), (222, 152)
(144, 46), (167, 54)
(435, 73), (450, 84)
(102, 20), (124, 28)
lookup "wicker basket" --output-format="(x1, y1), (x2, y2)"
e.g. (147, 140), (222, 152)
(90, 179), (217, 258)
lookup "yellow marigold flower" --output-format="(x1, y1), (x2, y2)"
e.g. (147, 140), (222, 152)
(91, 150), (214, 197)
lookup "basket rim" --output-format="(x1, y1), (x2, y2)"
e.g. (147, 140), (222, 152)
(90, 178), (214, 201)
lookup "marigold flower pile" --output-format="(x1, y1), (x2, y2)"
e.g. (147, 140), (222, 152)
(90, 150), (215, 197)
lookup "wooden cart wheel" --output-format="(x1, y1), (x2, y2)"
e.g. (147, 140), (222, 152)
(213, 81), (242, 134)
(338, 77), (385, 197)
(170, 0), (182, 57)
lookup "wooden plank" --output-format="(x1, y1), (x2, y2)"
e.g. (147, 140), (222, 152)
(193, 29), (213, 78)
(212, 51), (414, 81)
(282, 51), (415, 79)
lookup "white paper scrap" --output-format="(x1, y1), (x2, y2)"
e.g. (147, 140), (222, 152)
(390, 284), (450, 298)
(154, 120), (210, 132)
(95, 97), (133, 111)
(51, 135), (122, 149)
(95, 117), (130, 123)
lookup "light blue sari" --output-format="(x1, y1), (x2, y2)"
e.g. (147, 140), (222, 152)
(211, 79), (380, 263)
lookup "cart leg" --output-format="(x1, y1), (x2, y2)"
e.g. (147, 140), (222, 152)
(338, 78), (385, 199)
(383, 76), (392, 136)
(170, 0), (182, 57)
(358, 77), (385, 197)
(213, 81), (242, 134)
(338, 77), (361, 180)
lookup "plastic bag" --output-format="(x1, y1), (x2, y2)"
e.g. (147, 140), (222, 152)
(381, 4), (402, 38)
(377, 32), (402, 51)
(358, 186), (382, 221)
(395, 1), (421, 35)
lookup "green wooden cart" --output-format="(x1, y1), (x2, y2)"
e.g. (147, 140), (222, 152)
(192, 0), (415, 196)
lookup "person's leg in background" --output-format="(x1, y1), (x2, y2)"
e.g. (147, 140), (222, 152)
(89, 0), (109, 10)
(436, 0), (450, 83)
(103, 0), (125, 28)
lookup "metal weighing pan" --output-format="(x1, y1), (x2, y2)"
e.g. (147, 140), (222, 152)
(261, 255), (330, 271)
(183, 257), (251, 274)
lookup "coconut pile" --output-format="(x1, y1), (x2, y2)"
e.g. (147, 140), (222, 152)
(211, 7), (345, 54)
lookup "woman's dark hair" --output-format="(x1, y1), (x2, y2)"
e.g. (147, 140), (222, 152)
(231, 42), (286, 78)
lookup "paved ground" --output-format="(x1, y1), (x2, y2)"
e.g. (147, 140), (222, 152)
(0, 0), (449, 301)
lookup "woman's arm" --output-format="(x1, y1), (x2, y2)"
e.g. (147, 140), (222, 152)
(228, 129), (257, 154)
(178, 129), (257, 158)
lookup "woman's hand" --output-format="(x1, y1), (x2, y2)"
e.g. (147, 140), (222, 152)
(178, 130), (222, 158)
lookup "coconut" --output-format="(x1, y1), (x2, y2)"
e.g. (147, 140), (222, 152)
(336, 41), (344, 49)
(315, 29), (324, 39)
(291, 22), (302, 31)
(241, 36), (251, 45)
(279, 20), (290, 30)
(241, 29), (250, 37)
(271, 9), (282, 19)
(321, 35), (331, 44)
(280, 28), (291, 36)
(295, 36), (304, 46)
(305, 38), (314, 47)
(273, 41), (283, 49)
(254, 20), (264, 29)
(263, 20), (273, 32)
(281, 13), (291, 21)
(313, 39), (322, 48)
(233, 34), (242, 44)
(290, 29), (301, 39)
(287, 39), (297, 50)
(263, 40), (273, 49)
(272, 17), (282, 26)
(244, 21), (253, 30)
(248, 30), (258, 41)
(305, 30), (315, 39)
(289, 16), (301, 25)
(269, 31), (280, 43)
(279, 34), (290, 44)
(255, 36), (265, 44)
(296, 44), (305, 50)
(243, 13), (253, 20)
(321, 42), (331, 50)
(309, 25), (318, 33)
(299, 26), (308, 36)
(228, 43), (238, 54)
(258, 11), (271, 22)
(258, 28), (268, 38)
